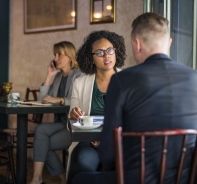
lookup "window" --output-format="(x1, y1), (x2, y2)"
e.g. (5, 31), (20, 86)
(144, 0), (197, 69)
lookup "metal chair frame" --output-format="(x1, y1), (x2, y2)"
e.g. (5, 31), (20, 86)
(0, 140), (16, 184)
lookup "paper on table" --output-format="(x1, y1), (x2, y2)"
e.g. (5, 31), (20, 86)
(93, 116), (104, 125)
(20, 101), (52, 106)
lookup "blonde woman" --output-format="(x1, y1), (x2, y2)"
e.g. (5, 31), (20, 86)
(30, 41), (83, 184)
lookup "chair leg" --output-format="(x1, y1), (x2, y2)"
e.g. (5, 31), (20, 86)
(9, 136), (15, 148)
(5, 161), (10, 184)
(63, 150), (66, 169)
(62, 149), (69, 169)
(8, 148), (16, 184)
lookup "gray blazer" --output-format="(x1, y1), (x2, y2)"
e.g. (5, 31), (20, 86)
(39, 69), (83, 106)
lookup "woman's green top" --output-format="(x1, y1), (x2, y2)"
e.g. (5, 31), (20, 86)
(90, 81), (106, 116)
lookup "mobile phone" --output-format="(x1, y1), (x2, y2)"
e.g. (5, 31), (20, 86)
(51, 61), (56, 69)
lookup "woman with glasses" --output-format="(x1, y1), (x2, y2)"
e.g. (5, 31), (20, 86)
(29, 41), (83, 184)
(67, 30), (126, 184)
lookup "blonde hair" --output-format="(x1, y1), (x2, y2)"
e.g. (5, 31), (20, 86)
(53, 41), (78, 69)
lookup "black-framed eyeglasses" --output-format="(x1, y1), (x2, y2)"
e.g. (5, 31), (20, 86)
(92, 47), (116, 57)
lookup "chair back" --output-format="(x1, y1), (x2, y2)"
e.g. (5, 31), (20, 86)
(25, 87), (43, 124)
(114, 127), (197, 184)
(25, 87), (40, 101)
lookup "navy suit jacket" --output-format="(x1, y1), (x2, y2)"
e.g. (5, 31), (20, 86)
(98, 54), (197, 184)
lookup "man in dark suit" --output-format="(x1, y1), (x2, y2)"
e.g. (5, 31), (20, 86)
(71, 12), (197, 184)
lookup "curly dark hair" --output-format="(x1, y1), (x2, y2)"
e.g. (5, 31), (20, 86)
(77, 30), (126, 75)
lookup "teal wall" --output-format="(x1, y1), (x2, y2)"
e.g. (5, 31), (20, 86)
(0, 0), (9, 128)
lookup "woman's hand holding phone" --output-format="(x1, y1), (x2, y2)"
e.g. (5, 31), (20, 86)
(46, 61), (60, 77)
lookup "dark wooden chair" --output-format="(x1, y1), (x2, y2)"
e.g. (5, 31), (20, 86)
(25, 87), (39, 101)
(114, 127), (197, 184)
(0, 140), (16, 184)
(0, 87), (43, 148)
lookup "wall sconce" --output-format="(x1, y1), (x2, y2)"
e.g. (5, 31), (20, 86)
(90, 0), (116, 24)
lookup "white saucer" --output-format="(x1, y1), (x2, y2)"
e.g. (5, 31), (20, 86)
(72, 123), (101, 130)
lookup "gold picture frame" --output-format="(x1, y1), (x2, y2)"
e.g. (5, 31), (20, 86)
(24, 0), (77, 33)
(90, 0), (116, 24)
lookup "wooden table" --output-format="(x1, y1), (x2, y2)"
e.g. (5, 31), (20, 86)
(0, 102), (70, 184)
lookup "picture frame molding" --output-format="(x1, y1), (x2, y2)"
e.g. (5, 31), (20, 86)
(24, 0), (77, 34)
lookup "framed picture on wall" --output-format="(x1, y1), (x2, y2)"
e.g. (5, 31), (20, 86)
(24, 0), (77, 33)
(90, 0), (116, 24)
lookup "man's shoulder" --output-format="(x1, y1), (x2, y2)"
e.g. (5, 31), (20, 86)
(169, 61), (197, 78)
(116, 65), (140, 77)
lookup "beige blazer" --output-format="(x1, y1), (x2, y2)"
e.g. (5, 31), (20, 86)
(70, 74), (95, 116)
(70, 68), (121, 116)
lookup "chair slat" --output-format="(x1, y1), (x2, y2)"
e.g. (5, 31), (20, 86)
(140, 136), (145, 184)
(114, 127), (124, 184)
(176, 135), (187, 184)
(25, 87), (40, 101)
(160, 135), (168, 184)
(189, 136), (197, 184)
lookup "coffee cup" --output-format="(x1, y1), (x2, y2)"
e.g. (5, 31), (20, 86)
(8, 92), (20, 103)
(79, 116), (93, 126)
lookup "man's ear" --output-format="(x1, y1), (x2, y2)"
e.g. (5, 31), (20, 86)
(135, 37), (141, 53)
(168, 38), (172, 48)
(131, 37), (141, 53)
